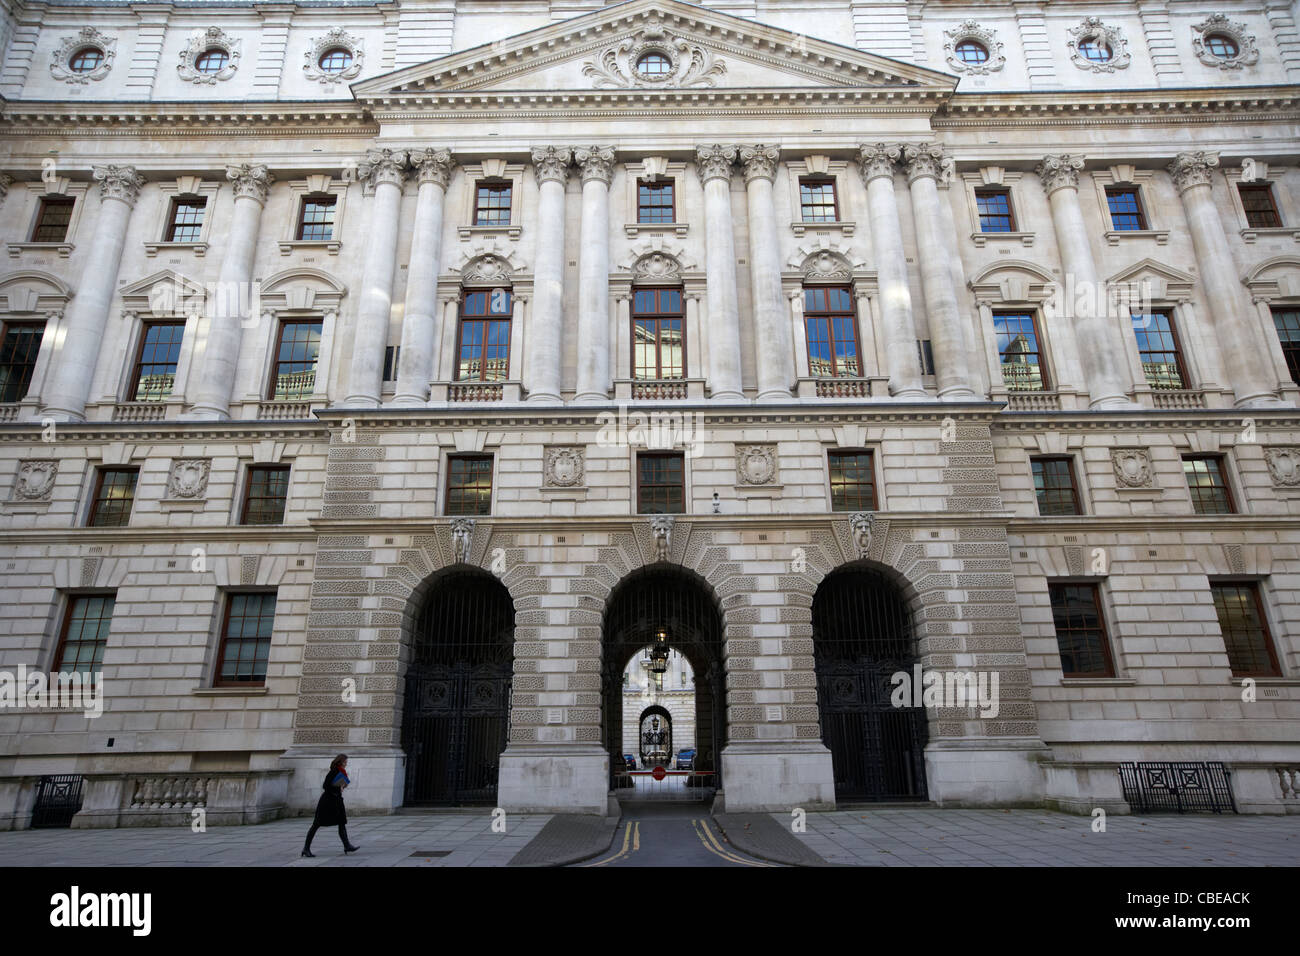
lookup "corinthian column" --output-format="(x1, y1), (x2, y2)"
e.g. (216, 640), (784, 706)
(695, 145), (744, 400)
(393, 148), (453, 406)
(183, 164), (273, 420)
(739, 144), (795, 401)
(41, 166), (146, 422)
(573, 145), (616, 403)
(901, 143), (977, 400)
(526, 146), (572, 403)
(1036, 154), (1137, 409)
(343, 148), (408, 407)
(858, 144), (925, 399)
(1169, 151), (1282, 408)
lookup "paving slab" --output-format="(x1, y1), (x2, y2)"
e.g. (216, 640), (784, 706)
(508, 813), (620, 867)
(713, 812), (832, 866)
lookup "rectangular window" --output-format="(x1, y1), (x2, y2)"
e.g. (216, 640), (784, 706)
(637, 180), (675, 224)
(799, 178), (838, 223)
(216, 592), (276, 686)
(456, 288), (512, 382)
(31, 196), (75, 243)
(54, 594), (115, 673)
(916, 339), (935, 376)
(1272, 306), (1300, 386)
(1106, 187), (1147, 231)
(0, 321), (44, 403)
(1048, 583), (1115, 678)
(241, 465), (290, 525)
(1130, 310), (1187, 390)
(828, 450), (876, 512)
(1210, 582), (1281, 677)
(1032, 457), (1081, 516)
(88, 468), (138, 528)
(975, 188), (1016, 232)
(1238, 184), (1282, 229)
(297, 196), (336, 241)
(446, 454), (493, 516)
(993, 311), (1048, 391)
(1183, 455), (1234, 514)
(383, 345), (400, 382)
(268, 320), (322, 400)
(165, 198), (206, 243)
(637, 452), (685, 514)
(632, 287), (684, 380)
(474, 182), (512, 226)
(803, 286), (860, 378)
(130, 321), (185, 402)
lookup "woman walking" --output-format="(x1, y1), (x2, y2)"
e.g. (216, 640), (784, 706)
(302, 753), (360, 857)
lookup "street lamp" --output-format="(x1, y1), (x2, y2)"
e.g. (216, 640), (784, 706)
(649, 629), (669, 674)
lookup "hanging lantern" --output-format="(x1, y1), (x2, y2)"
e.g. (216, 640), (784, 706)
(649, 629), (669, 674)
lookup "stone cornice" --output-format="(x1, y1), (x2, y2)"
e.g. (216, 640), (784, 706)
(935, 85), (1300, 127)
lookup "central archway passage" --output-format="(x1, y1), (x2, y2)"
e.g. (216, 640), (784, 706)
(602, 567), (725, 801)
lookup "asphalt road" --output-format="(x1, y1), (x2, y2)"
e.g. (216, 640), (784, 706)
(576, 803), (778, 867)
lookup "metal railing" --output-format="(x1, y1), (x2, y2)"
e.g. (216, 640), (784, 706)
(611, 770), (716, 802)
(1118, 761), (1237, 814)
(31, 774), (84, 828)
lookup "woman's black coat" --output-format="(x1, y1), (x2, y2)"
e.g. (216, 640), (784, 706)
(313, 768), (347, 826)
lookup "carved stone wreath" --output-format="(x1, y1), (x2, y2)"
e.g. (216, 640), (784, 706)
(1192, 14), (1260, 71)
(177, 27), (241, 84)
(943, 20), (1006, 75)
(1112, 449), (1154, 488)
(735, 445), (777, 486)
(51, 28), (116, 84)
(303, 28), (363, 85)
(582, 16), (726, 89)
(166, 459), (211, 499)
(12, 460), (58, 501)
(543, 447), (585, 488)
(632, 252), (683, 285)
(1263, 447), (1300, 487)
(1067, 17), (1131, 73)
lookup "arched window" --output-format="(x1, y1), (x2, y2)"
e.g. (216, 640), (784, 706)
(632, 287), (684, 380)
(803, 286), (861, 378)
(456, 288), (512, 382)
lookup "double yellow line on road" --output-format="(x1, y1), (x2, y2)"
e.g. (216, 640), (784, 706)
(691, 818), (774, 867)
(582, 820), (640, 866)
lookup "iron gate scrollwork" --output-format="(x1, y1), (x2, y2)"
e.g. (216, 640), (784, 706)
(402, 570), (514, 805)
(31, 774), (84, 828)
(813, 566), (928, 801)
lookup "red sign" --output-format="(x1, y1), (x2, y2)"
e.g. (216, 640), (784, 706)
(651, 766), (667, 781)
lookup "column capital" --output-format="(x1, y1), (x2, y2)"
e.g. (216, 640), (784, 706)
(409, 147), (454, 188)
(1035, 154), (1085, 194)
(738, 144), (781, 184)
(1168, 150), (1219, 193)
(857, 143), (903, 184)
(531, 145), (573, 185)
(900, 142), (945, 184)
(93, 164), (146, 207)
(226, 163), (275, 204)
(695, 144), (738, 183)
(357, 147), (409, 189)
(574, 145), (616, 185)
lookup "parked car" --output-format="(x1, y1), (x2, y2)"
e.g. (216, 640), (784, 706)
(623, 754), (637, 770)
(676, 749), (696, 770)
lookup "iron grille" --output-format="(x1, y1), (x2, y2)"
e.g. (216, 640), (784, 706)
(1118, 761), (1237, 814)
(31, 774), (84, 828)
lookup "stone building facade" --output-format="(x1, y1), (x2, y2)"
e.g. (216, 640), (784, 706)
(0, 0), (1298, 826)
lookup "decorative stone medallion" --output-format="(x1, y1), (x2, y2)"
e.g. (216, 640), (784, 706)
(849, 512), (874, 559)
(943, 20), (1006, 75)
(166, 459), (211, 499)
(1264, 447), (1300, 487)
(1192, 14), (1259, 70)
(51, 28), (116, 84)
(12, 460), (57, 500)
(649, 515), (674, 562)
(450, 518), (475, 564)
(1067, 17), (1131, 73)
(802, 251), (852, 283)
(303, 28), (363, 85)
(177, 27), (241, 84)
(735, 445), (777, 485)
(1112, 449), (1154, 488)
(543, 446), (585, 487)
(461, 255), (513, 286)
(632, 253), (682, 284)
(582, 16), (726, 90)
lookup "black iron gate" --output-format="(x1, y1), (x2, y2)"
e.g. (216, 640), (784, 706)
(813, 567), (928, 801)
(402, 570), (514, 805)
(31, 774), (84, 828)
(1118, 761), (1237, 814)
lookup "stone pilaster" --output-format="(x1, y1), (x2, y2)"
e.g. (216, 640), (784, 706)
(739, 144), (795, 401)
(393, 148), (453, 406)
(573, 145), (616, 403)
(695, 144), (745, 401)
(525, 145), (572, 403)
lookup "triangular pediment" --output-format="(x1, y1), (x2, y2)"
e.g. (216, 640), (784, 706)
(1107, 259), (1196, 301)
(352, 0), (955, 102)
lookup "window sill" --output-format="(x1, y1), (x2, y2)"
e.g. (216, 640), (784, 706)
(458, 224), (521, 241)
(1240, 226), (1300, 244)
(790, 220), (855, 237)
(8, 242), (74, 258)
(1060, 677), (1137, 686)
(1104, 229), (1169, 246)
(970, 231), (1034, 248)
(145, 241), (208, 257)
(1243, 677), (1300, 686)
(192, 686), (270, 696)
(624, 222), (689, 238)
(279, 239), (341, 255)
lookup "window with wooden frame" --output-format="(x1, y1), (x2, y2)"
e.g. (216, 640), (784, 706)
(240, 465), (290, 525)
(445, 454), (493, 516)
(0, 320), (44, 403)
(1238, 183), (1282, 229)
(1048, 583), (1116, 678)
(473, 181), (512, 227)
(828, 450), (876, 512)
(53, 593), (115, 673)
(1105, 186), (1148, 231)
(1130, 310), (1188, 390)
(632, 287), (684, 380)
(637, 452), (685, 514)
(975, 188), (1016, 233)
(268, 319), (322, 400)
(993, 311), (1048, 391)
(31, 196), (75, 243)
(1183, 455), (1235, 514)
(1031, 457), (1081, 516)
(165, 197), (206, 242)
(215, 591), (276, 686)
(1210, 581), (1281, 677)
(296, 195), (337, 241)
(799, 178), (838, 223)
(1271, 306), (1300, 386)
(637, 180), (675, 224)
(803, 286), (861, 378)
(87, 467), (139, 528)
(456, 288), (512, 382)
(129, 321), (185, 402)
